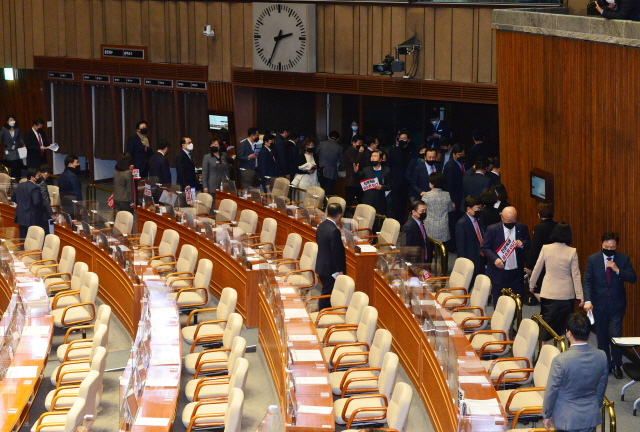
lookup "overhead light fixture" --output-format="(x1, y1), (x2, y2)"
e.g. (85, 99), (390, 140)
(4, 68), (14, 81)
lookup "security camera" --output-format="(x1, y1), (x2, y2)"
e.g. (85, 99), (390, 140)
(372, 55), (404, 76)
(203, 25), (215, 38)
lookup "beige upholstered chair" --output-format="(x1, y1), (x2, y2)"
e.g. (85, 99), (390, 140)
(323, 306), (379, 369)
(326, 196), (347, 216)
(232, 209), (258, 238)
(184, 314), (244, 375)
(108, 210), (134, 235)
(181, 287), (238, 348)
(43, 261), (88, 295)
(295, 185), (325, 210)
(34, 245), (74, 278)
(180, 192), (214, 217)
(186, 333), (246, 378)
(28, 234), (61, 275)
(342, 381), (412, 432)
(307, 275), (355, 326)
(434, 257), (475, 307)
(264, 177), (290, 202)
(271, 233), (303, 274)
(215, 199), (237, 224)
(332, 351), (399, 399)
(330, 329), (393, 393)
(316, 291), (369, 342)
(450, 274), (492, 329)
(144, 229), (180, 271)
(50, 272), (99, 328)
(56, 305), (112, 362)
(352, 204), (376, 237)
(131, 221), (157, 260)
(184, 356), (248, 402)
(0, 172), (11, 193)
(169, 259), (213, 309)
(246, 217), (277, 251)
(283, 241), (318, 290)
(31, 395), (87, 432)
(374, 217), (401, 246)
(495, 344), (561, 416)
(160, 244), (198, 279)
(467, 295), (516, 355)
(482, 318), (539, 386)
(50, 324), (108, 386)
(14, 225), (46, 264)
(182, 387), (244, 432)
(48, 185), (61, 213)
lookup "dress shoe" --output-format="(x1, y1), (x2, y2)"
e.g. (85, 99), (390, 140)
(613, 365), (623, 379)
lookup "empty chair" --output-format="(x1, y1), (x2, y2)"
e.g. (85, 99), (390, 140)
(283, 241), (318, 290)
(48, 185), (61, 213)
(326, 196), (346, 216)
(246, 217), (277, 251)
(306, 275), (355, 326)
(434, 257), (475, 307)
(450, 274), (492, 329)
(50, 272), (99, 328)
(100, 210), (133, 236)
(0, 172), (11, 193)
(352, 204), (376, 237)
(185, 357), (249, 402)
(341, 381), (413, 432)
(50, 324), (108, 386)
(334, 377), (410, 428)
(270, 233), (303, 274)
(323, 306), (378, 369)
(215, 199), (237, 224)
(264, 177), (290, 202)
(143, 228), (179, 271)
(169, 259), (213, 309)
(43, 261), (88, 295)
(130, 221), (157, 260)
(34, 244), (74, 278)
(30, 396), (86, 432)
(56, 305), (111, 362)
(182, 387), (244, 432)
(160, 244), (198, 280)
(482, 318), (539, 385)
(181, 287), (237, 347)
(187, 335), (246, 379)
(293, 185), (325, 210)
(184, 314), (243, 375)
(14, 225), (45, 264)
(496, 344), (561, 416)
(467, 295), (516, 356)
(182, 192), (214, 216)
(232, 209), (258, 238)
(333, 351), (399, 399)
(27, 233), (60, 274)
(330, 329), (393, 393)
(361, 217), (401, 246)
(316, 292), (369, 341)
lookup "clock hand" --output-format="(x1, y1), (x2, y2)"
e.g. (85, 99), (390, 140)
(269, 30), (283, 64)
(280, 32), (293, 39)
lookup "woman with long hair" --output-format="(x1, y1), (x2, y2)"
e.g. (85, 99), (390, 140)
(113, 153), (134, 213)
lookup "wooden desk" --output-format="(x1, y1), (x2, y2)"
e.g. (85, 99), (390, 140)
(0, 202), (19, 232)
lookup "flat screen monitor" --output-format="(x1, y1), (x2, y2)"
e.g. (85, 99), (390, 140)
(530, 168), (554, 203)
(81, 221), (93, 239)
(99, 231), (110, 251)
(209, 114), (229, 130)
(184, 211), (195, 229)
(203, 221), (215, 239)
(62, 212), (73, 228)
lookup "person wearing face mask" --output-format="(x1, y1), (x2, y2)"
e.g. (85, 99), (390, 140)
(425, 110), (451, 148)
(400, 201), (430, 263)
(349, 121), (359, 139)
(491, 183), (511, 214)
(0, 115), (25, 178)
(422, 173), (453, 256)
(584, 232), (637, 379)
(176, 137), (198, 191)
(37, 164), (54, 230)
(456, 196), (486, 283)
(353, 150), (390, 219)
(257, 134), (278, 189)
(524, 202), (558, 305)
(387, 129), (416, 222)
(443, 144), (466, 250)
(202, 137), (230, 205)
(344, 134), (365, 214)
(463, 158), (491, 202)
(482, 206), (531, 307)
(58, 154), (82, 216)
(292, 137), (320, 190)
(24, 118), (49, 169)
(439, 137), (453, 167)
(410, 148), (439, 201)
(360, 136), (378, 169)
(127, 120), (153, 178)
(11, 167), (45, 239)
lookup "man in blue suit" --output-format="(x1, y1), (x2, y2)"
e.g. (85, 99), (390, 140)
(257, 134), (278, 189)
(584, 232), (637, 379)
(12, 167), (44, 239)
(481, 206), (530, 306)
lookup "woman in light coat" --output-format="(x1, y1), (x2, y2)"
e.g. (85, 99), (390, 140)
(529, 222), (583, 341)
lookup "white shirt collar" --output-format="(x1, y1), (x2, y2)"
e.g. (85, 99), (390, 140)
(327, 218), (338, 227)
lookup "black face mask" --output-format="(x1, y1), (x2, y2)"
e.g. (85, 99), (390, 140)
(253, 137), (260, 143)
(471, 211), (481, 219)
(373, 160), (381, 167)
(399, 140), (408, 147)
(603, 249), (616, 257)
(503, 222), (515, 230)
(139, 128), (148, 135)
(211, 146), (219, 154)
(306, 147), (315, 153)
(418, 212), (426, 221)
(426, 160), (436, 166)
(457, 156), (466, 163)
(74, 166), (81, 175)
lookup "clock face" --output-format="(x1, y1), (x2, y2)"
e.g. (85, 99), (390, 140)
(253, 3), (308, 72)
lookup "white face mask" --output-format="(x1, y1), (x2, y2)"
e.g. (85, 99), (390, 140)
(8, 121), (15, 127)
(431, 120), (438, 126)
(186, 143), (194, 151)
(351, 126), (358, 131)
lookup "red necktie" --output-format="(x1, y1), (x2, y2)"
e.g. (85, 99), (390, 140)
(460, 162), (465, 174)
(473, 218), (484, 257)
(606, 257), (612, 284)
(418, 221), (428, 261)
(37, 131), (43, 155)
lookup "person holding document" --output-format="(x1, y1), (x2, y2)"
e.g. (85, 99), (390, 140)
(353, 150), (390, 217)
(24, 118), (49, 169)
(292, 137), (320, 189)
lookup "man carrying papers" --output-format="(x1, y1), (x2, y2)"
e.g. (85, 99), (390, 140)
(353, 150), (390, 217)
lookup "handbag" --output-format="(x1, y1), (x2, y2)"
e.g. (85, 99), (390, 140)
(107, 194), (115, 209)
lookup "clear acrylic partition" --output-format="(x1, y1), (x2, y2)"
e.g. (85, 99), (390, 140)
(221, 178), (238, 196)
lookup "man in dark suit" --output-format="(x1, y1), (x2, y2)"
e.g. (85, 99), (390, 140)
(465, 129), (490, 170)
(408, 148), (440, 201)
(283, 131), (300, 181)
(456, 196), (486, 283)
(148, 139), (172, 201)
(23, 118), (49, 169)
(543, 313), (609, 432)
(387, 130), (416, 222)
(524, 202), (558, 305)
(481, 206), (531, 307)
(236, 127), (260, 172)
(584, 232), (637, 378)
(273, 126), (290, 178)
(425, 110), (451, 148)
(316, 203), (347, 310)
(353, 150), (390, 217)
(58, 154), (82, 217)
(596, 0), (640, 21)
(11, 167), (44, 239)
(127, 120), (153, 178)
(175, 137), (198, 190)
(344, 134), (364, 213)
(443, 144), (466, 250)
(487, 157), (501, 187)
(257, 134), (278, 189)
(317, 131), (344, 196)
(463, 158), (491, 201)
(360, 136), (378, 169)
(400, 201), (429, 263)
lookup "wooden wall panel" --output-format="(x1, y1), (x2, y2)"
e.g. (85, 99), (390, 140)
(64, 0), (77, 58)
(434, 8), (452, 81)
(166, 0), (178, 63)
(221, 2), (231, 82)
(334, 5), (354, 75)
(43, 0), (58, 57)
(206, 1), (222, 82)
(14, 0), (25, 67)
(125, 0), (142, 46)
(75, 0), (92, 59)
(324, 4), (335, 74)
(497, 30), (640, 337)
(451, 8), (473, 82)
(230, 2), (245, 68)
(91, 0), (105, 58)
(178, 1), (189, 64)
(57, 0), (66, 56)
(477, 8), (493, 83)
(104, 0), (123, 45)
(147, 0), (165, 63)
(243, 3), (252, 68)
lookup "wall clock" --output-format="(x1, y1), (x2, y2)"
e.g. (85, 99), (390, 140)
(253, 3), (316, 73)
